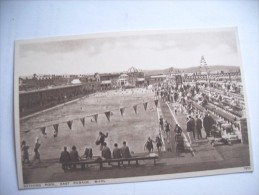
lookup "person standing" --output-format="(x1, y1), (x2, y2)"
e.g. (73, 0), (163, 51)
(164, 120), (171, 139)
(96, 131), (108, 151)
(190, 116), (196, 140)
(144, 137), (154, 153)
(195, 115), (203, 139)
(159, 116), (164, 131)
(34, 138), (41, 162)
(174, 124), (183, 136)
(21, 141), (30, 164)
(186, 116), (194, 144)
(203, 113), (212, 138)
(59, 146), (70, 171)
(155, 135), (162, 153)
(121, 141), (131, 158)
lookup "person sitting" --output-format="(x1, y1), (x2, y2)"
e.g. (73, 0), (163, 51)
(81, 147), (93, 160)
(70, 145), (79, 169)
(112, 143), (122, 159)
(59, 146), (71, 171)
(121, 141), (131, 158)
(101, 142), (111, 160)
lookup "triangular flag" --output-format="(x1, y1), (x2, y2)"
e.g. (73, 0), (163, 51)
(105, 111), (111, 122)
(154, 99), (159, 108)
(53, 124), (59, 137)
(120, 108), (125, 116)
(40, 127), (47, 135)
(67, 120), (73, 130)
(53, 124), (59, 131)
(143, 102), (148, 111)
(93, 114), (98, 123)
(133, 105), (138, 114)
(80, 117), (85, 127)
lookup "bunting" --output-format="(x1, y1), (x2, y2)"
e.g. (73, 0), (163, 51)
(105, 111), (111, 122)
(154, 99), (159, 108)
(143, 102), (148, 111)
(40, 127), (47, 135)
(93, 114), (98, 123)
(80, 117), (85, 127)
(24, 99), (160, 135)
(120, 107), (125, 116)
(67, 120), (73, 130)
(133, 105), (138, 114)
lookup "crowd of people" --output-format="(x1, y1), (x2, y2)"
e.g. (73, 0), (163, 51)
(58, 131), (133, 171)
(21, 80), (242, 169)
(154, 79), (241, 145)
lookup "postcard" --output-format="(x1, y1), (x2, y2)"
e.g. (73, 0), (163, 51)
(14, 28), (252, 189)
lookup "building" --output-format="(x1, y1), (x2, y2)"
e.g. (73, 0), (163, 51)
(19, 83), (98, 117)
(147, 74), (166, 85)
(117, 73), (129, 87)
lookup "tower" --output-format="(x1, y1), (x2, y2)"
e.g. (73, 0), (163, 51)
(200, 55), (207, 73)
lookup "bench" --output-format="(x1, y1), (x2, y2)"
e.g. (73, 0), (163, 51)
(189, 99), (238, 124)
(62, 156), (158, 172)
(100, 156), (158, 169)
(62, 159), (100, 171)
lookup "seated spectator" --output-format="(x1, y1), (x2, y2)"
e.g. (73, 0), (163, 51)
(59, 146), (70, 171)
(121, 141), (131, 158)
(70, 145), (79, 162)
(101, 142), (111, 160)
(112, 143), (122, 159)
(81, 147), (93, 160)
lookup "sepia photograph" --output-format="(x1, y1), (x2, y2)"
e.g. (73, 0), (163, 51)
(14, 28), (252, 189)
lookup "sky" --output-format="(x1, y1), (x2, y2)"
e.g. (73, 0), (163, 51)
(16, 28), (240, 76)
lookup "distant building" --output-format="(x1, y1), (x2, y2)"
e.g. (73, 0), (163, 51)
(147, 74), (166, 85)
(117, 73), (129, 87)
